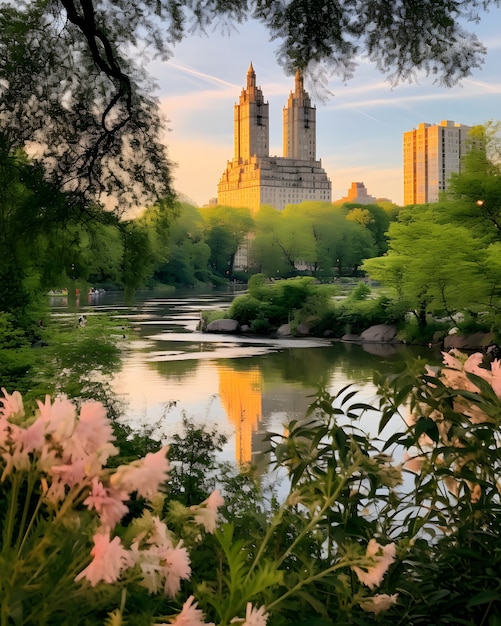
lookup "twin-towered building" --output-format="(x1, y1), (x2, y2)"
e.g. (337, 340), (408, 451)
(217, 63), (332, 211)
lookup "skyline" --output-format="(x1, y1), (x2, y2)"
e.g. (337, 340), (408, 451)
(150, 9), (501, 207)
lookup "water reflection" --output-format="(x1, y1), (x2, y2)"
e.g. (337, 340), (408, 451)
(78, 290), (441, 467)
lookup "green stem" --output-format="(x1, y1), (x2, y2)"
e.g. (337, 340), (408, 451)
(266, 555), (357, 611)
(242, 459), (358, 597)
(242, 506), (286, 584)
(2, 472), (21, 550)
(274, 462), (358, 570)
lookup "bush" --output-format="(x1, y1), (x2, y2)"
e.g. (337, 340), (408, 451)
(337, 296), (392, 335)
(348, 281), (371, 301)
(228, 295), (262, 326)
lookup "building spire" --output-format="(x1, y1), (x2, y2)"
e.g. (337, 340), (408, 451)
(247, 62), (256, 89)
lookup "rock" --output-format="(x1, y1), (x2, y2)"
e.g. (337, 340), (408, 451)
(296, 323), (310, 336)
(432, 331), (445, 345)
(241, 324), (250, 333)
(276, 323), (292, 337)
(206, 319), (240, 333)
(359, 324), (399, 343)
(444, 332), (495, 351)
(341, 333), (361, 342)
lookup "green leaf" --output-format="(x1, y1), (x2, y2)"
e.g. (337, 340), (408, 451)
(415, 417), (440, 442)
(466, 590), (501, 608)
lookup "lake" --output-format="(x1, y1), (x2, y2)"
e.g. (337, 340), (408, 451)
(61, 288), (440, 470)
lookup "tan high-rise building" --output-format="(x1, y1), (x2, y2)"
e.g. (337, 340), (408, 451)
(218, 64), (331, 212)
(403, 120), (473, 205)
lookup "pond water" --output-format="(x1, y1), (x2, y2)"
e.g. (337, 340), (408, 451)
(61, 288), (441, 470)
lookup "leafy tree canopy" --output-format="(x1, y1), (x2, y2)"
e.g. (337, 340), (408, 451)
(1, 0), (499, 211)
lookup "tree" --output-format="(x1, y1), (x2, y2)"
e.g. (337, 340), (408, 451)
(302, 202), (377, 276)
(345, 202), (392, 255)
(0, 140), (101, 315)
(446, 123), (501, 241)
(275, 205), (317, 273)
(1, 0), (497, 211)
(249, 205), (289, 276)
(154, 203), (211, 286)
(0, 2), (174, 212)
(362, 204), (499, 327)
(202, 206), (254, 276)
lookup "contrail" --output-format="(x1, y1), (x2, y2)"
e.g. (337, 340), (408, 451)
(166, 61), (238, 89)
(354, 109), (386, 124)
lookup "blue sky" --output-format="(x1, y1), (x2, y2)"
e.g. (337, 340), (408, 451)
(149, 8), (501, 207)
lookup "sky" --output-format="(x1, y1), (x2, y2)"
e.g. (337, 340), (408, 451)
(147, 8), (501, 207)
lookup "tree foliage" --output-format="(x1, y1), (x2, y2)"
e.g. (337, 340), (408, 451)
(0, 1), (174, 211)
(201, 206), (254, 276)
(251, 202), (381, 277)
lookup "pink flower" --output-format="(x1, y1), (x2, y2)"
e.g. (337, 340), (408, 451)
(36, 394), (77, 443)
(0, 388), (24, 419)
(50, 458), (87, 487)
(83, 478), (130, 528)
(360, 593), (398, 614)
(1, 445), (31, 480)
(162, 541), (192, 597)
(75, 532), (134, 586)
(205, 489), (224, 510)
(167, 595), (214, 625)
(231, 604), (269, 626)
(69, 401), (117, 463)
(490, 359), (501, 396)
(352, 539), (396, 589)
(134, 540), (191, 597)
(439, 350), (501, 400)
(192, 489), (225, 533)
(132, 517), (191, 597)
(20, 418), (45, 455)
(111, 447), (170, 498)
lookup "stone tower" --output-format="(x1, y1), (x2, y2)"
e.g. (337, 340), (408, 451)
(283, 70), (316, 161)
(234, 62), (269, 160)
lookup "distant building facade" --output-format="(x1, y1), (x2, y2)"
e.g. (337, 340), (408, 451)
(403, 120), (473, 205)
(217, 64), (332, 211)
(338, 181), (377, 205)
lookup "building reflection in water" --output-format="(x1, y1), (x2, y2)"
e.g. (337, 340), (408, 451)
(217, 366), (262, 464)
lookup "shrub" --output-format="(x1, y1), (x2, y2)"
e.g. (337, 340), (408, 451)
(348, 281), (371, 301)
(337, 296), (391, 335)
(228, 295), (262, 326)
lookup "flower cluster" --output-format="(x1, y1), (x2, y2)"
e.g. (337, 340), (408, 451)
(404, 350), (501, 502)
(0, 388), (225, 625)
(0, 387), (170, 528)
(352, 539), (396, 589)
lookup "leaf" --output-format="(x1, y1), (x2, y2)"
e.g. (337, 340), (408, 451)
(348, 402), (377, 413)
(466, 590), (501, 608)
(334, 427), (348, 462)
(104, 610), (125, 626)
(294, 615), (335, 625)
(415, 417), (440, 442)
